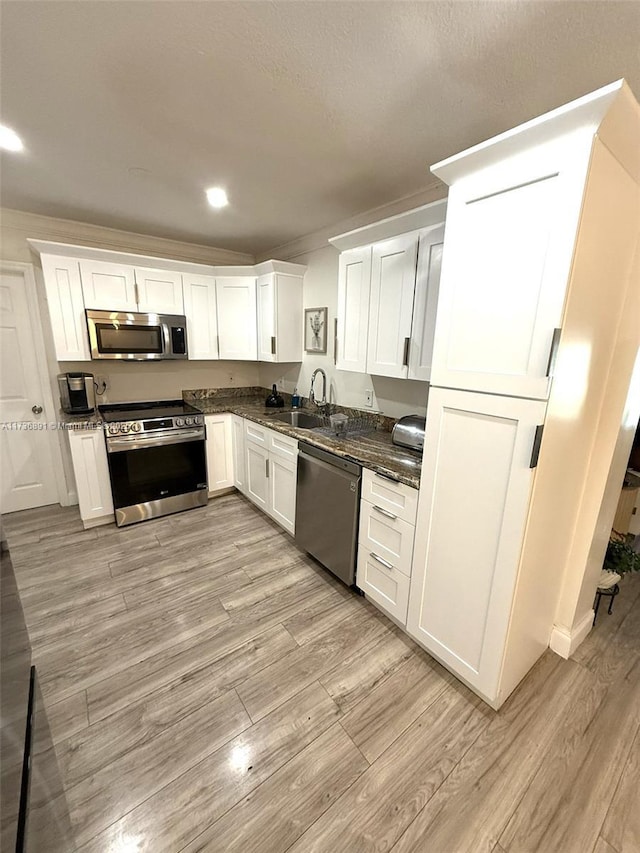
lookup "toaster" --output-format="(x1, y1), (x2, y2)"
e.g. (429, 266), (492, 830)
(392, 415), (426, 451)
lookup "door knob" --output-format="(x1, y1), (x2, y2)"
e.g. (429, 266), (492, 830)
(32, 405), (43, 415)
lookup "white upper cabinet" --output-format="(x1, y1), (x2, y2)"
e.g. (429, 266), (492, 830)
(366, 234), (419, 379)
(430, 141), (591, 399)
(257, 273), (303, 363)
(182, 274), (219, 360)
(408, 226), (445, 382)
(134, 267), (184, 314)
(331, 199), (447, 378)
(79, 260), (138, 311)
(216, 277), (258, 361)
(336, 246), (372, 373)
(407, 387), (547, 701)
(40, 255), (90, 361)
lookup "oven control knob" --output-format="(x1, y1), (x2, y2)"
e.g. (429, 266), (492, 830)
(176, 417), (185, 427)
(121, 423), (131, 434)
(108, 424), (119, 435)
(131, 422), (142, 433)
(185, 416), (193, 426)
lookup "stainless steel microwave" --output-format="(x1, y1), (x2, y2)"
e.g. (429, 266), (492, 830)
(86, 310), (188, 360)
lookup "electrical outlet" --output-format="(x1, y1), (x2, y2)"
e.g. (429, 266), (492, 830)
(365, 389), (373, 407)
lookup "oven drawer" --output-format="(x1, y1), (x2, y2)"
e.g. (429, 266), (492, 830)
(359, 499), (415, 577)
(362, 468), (418, 524)
(356, 544), (410, 625)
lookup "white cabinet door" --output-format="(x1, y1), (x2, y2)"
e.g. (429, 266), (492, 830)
(205, 414), (234, 494)
(79, 260), (137, 311)
(245, 440), (269, 510)
(40, 255), (90, 361)
(256, 274), (276, 362)
(408, 226), (444, 382)
(430, 162), (581, 399)
(257, 273), (303, 363)
(268, 454), (297, 535)
(366, 234), (419, 378)
(183, 274), (219, 360)
(216, 277), (258, 360)
(357, 545), (411, 625)
(336, 246), (372, 373)
(135, 268), (184, 314)
(68, 428), (114, 525)
(231, 415), (246, 494)
(273, 273), (303, 363)
(407, 388), (546, 701)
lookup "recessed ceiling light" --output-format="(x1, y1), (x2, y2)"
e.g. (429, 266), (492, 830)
(0, 125), (24, 152)
(206, 187), (228, 208)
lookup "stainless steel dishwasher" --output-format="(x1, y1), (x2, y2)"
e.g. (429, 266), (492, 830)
(295, 442), (361, 586)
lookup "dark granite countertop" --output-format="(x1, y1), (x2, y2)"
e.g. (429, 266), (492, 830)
(186, 395), (422, 489)
(57, 409), (104, 428)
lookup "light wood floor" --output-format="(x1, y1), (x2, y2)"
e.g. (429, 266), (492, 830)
(3, 494), (639, 853)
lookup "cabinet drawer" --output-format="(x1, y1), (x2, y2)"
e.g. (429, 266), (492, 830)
(357, 545), (410, 625)
(359, 499), (415, 577)
(362, 468), (418, 524)
(267, 428), (298, 463)
(245, 419), (268, 447)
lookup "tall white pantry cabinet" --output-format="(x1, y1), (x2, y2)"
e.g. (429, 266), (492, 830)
(408, 80), (640, 709)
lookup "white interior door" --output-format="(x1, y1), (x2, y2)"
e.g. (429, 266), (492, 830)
(0, 265), (59, 513)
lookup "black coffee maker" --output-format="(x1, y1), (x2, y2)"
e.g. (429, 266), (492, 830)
(58, 372), (96, 414)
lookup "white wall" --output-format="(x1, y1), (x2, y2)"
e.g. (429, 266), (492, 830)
(60, 359), (259, 405)
(258, 244), (431, 419)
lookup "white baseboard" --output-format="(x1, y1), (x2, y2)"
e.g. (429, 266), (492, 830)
(549, 610), (594, 659)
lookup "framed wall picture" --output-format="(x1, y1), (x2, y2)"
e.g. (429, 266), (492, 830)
(304, 307), (328, 354)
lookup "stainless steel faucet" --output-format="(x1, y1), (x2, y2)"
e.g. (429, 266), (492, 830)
(309, 368), (327, 409)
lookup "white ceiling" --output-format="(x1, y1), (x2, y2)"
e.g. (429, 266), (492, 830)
(1, 1), (639, 256)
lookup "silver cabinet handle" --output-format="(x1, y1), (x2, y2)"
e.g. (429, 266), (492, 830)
(334, 318), (338, 366)
(375, 471), (397, 483)
(271, 336), (276, 355)
(402, 336), (410, 367)
(265, 458), (270, 478)
(372, 504), (397, 520)
(32, 405), (43, 415)
(370, 552), (394, 570)
(546, 327), (561, 377)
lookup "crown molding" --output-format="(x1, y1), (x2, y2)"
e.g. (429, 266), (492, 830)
(254, 180), (447, 262)
(1, 207), (254, 266)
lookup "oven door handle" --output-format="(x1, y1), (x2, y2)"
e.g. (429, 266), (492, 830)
(107, 428), (205, 453)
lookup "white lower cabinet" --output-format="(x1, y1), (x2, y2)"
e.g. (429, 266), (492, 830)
(205, 414), (234, 495)
(358, 545), (411, 624)
(356, 471), (417, 626)
(406, 387), (546, 704)
(67, 428), (114, 527)
(231, 415), (246, 494)
(243, 419), (298, 534)
(245, 440), (269, 510)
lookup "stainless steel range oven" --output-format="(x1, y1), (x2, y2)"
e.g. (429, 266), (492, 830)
(101, 401), (208, 526)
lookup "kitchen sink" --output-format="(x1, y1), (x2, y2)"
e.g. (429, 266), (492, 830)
(268, 411), (325, 429)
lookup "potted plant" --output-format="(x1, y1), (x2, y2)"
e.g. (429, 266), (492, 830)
(603, 533), (640, 576)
